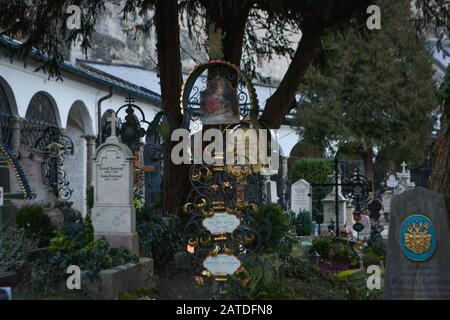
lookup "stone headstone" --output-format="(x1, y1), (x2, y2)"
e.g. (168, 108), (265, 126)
(291, 179), (312, 216)
(322, 189), (347, 228)
(91, 136), (139, 254)
(384, 187), (450, 299)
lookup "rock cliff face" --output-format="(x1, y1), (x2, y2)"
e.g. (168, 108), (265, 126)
(69, 0), (291, 83)
(69, 1), (157, 69)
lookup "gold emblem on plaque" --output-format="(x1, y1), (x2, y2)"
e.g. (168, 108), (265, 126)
(404, 222), (432, 254)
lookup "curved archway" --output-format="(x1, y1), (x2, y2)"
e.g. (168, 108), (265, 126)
(0, 76), (18, 117)
(63, 101), (94, 216)
(0, 77), (18, 148)
(100, 109), (121, 143)
(289, 141), (324, 159)
(67, 100), (94, 135)
(26, 91), (61, 127)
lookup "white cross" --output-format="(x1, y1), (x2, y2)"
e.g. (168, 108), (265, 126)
(107, 112), (117, 137)
(401, 161), (407, 173)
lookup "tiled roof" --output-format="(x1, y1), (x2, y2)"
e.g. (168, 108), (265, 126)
(0, 35), (297, 124)
(80, 59), (298, 120)
(0, 36), (161, 106)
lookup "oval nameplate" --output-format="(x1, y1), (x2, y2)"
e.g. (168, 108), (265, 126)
(202, 212), (240, 235)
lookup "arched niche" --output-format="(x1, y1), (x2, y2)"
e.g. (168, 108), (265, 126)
(25, 91), (61, 127)
(0, 76), (18, 117)
(0, 77), (18, 148)
(100, 109), (121, 143)
(63, 100), (94, 216)
(67, 100), (94, 135)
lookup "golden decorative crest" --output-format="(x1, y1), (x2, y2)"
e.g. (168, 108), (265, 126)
(404, 222), (432, 254)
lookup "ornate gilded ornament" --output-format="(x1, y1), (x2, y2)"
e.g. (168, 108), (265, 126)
(181, 60), (265, 297)
(400, 214), (437, 262)
(180, 60), (259, 130)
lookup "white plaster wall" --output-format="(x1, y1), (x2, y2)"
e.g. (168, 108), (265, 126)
(63, 123), (87, 215)
(0, 54), (160, 134)
(0, 53), (161, 213)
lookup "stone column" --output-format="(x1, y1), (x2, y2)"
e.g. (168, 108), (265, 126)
(11, 116), (21, 155)
(83, 135), (97, 187)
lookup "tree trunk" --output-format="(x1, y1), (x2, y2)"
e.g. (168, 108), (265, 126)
(362, 148), (374, 192)
(430, 95), (450, 217)
(260, 28), (323, 129)
(202, 0), (252, 65)
(260, 0), (369, 129)
(155, 0), (189, 215)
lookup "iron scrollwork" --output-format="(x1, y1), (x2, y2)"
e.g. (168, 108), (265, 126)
(115, 96), (149, 154)
(34, 126), (74, 201)
(183, 162), (265, 299)
(342, 168), (370, 214)
(310, 157), (370, 235)
(109, 97), (174, 208)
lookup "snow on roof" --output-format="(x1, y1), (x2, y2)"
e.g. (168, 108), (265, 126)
(433, 50), (450, 70)
(428, 38), (450, 71)
(79, 59), (298, 117)
(78, 60), (162, 95)
(0, 36), (161, 105)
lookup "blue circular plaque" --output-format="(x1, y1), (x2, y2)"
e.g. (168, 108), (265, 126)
(399, 214), (437, 262)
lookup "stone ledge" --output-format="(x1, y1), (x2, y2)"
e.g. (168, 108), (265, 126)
(82, 257), (154, 299)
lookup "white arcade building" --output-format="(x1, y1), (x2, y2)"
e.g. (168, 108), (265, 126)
(0, 36), (301, 219)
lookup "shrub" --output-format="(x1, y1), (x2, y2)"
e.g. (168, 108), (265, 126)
(86, 186), (94, 209)
(294, 210), (313, 236)
(311, 237), (358, 267)
(363, 247), (383, 268)
(367, 234), (386, 259)
(291, 158), (333, 185)
(0, 227), (38, 272)
(328, 242), (358, 265)
(84, 215), (94, 244)
(248, 259), (295, 300)
(16, 205), (55, 246)
(137, 208), (182, 267)
(253, 203), (293, 252)
(285, 256), (350, 299)
(33, 236), (138, 289)
(60, 221), (87, 249)
(309, 236), (332, 257)
(276, 232), (297, 262)
(55, 216), (94, 251)
(291, 158), (333, 222)
(50, 237), (137, 277)
(225, 254), (295, 300)
(29, 218), (138, 290)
